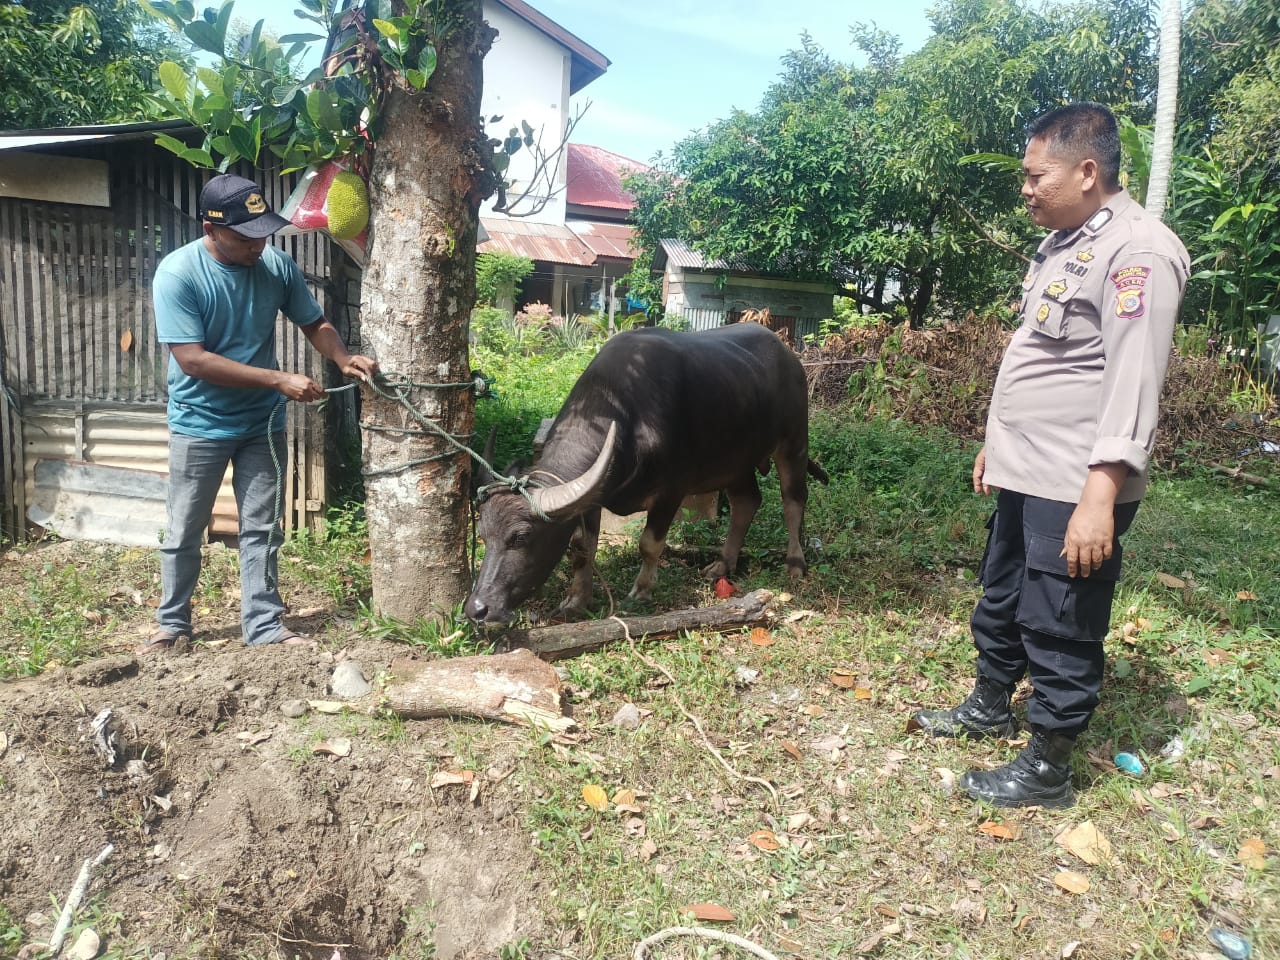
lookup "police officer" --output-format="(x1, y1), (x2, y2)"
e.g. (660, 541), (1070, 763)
(908, 103), (1189, 808)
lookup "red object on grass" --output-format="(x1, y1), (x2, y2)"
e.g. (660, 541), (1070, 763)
(714, 577), (735, 599)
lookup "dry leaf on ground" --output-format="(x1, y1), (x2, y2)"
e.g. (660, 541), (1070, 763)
(1056, 821), (1112, 864)
(312, 738), (351, 758)
(749, 627), (776, 646)
(1238, 836), (1267, 869)
(611, 788), (637, 807)
(829, 669), (856, 689)
(582, 784), (609, 810)
(1054, 871), (1090, 894)
(1156, 572), (1187, 588)
(978, 821), (1022, 841)
(430, 770), (474, 789)
(679, 902), (734, 922)
(1236, 590), (1258, 601)
(749, 829), (780, 851)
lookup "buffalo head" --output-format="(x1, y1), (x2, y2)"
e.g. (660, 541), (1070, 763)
(465, 423), (617, 624)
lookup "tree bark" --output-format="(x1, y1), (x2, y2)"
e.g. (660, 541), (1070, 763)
(495, 589), (775, 660)
(1147, 0), (1181, 221)
(379, 648), (572, 730)
(360, 1), (498, 621)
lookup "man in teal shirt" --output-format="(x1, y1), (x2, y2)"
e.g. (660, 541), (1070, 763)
(143, 174), (377, 652)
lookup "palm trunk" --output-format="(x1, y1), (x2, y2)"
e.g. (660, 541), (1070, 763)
(360, 1), (497, 621)
(1147, 0), (1181, 221)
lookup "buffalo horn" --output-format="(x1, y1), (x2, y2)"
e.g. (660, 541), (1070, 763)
(474, 425), (498, 487)
(529, 421), (617, 520)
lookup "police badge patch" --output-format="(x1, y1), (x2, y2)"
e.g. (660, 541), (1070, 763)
(1115, 288), (1145, 319)
(1044, 279), (1069, 301)
(1111, 265), (1151, 319)
(1036, 303), (1051, 324)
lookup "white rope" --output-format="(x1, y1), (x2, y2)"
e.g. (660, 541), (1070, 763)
(633, 926), (781, 960)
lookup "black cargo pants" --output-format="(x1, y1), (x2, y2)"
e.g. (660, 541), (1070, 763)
(971, 489), (1138, 734)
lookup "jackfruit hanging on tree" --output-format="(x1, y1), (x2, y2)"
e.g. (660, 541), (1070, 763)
(325, 170), (370, 240)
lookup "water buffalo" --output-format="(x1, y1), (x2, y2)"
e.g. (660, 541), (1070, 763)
(465, 322), (827, 624)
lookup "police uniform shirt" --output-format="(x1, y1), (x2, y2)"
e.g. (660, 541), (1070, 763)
(983, 190), (1190, 505)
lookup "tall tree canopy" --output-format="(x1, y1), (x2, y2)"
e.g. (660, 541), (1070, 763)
(628, 0), (1174, 325)
(0, 0), (183, 128)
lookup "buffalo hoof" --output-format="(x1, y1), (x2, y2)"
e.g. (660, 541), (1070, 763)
(787, 558), (807, 579)
(702, 559), (729, 580)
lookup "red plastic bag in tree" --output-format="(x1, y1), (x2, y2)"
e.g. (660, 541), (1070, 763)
(280, 160), (370, 262)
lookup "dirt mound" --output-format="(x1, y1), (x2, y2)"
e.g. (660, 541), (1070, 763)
(0, 637), (542, 959)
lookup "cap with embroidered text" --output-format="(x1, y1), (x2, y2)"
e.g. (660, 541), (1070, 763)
(199, 174), (290, 238)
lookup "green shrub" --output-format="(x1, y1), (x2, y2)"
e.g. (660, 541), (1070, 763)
(476, 252), (534, 307)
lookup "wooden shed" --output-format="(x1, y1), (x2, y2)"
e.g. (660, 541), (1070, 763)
(654, 238), (835, 346)
(0, 121), (361, 545)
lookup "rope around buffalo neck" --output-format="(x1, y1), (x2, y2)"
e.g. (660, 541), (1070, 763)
(263, 370), (544, 591)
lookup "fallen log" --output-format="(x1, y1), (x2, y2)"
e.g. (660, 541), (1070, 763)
(497, 588), (775, 661)
(378, 648), (573, 731)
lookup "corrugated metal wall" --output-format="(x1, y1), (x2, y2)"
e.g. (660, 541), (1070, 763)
(684, 307), (726, 331)
(0, 139), (343, 544)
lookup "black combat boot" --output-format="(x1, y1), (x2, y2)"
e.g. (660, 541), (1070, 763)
(906, 675), (1017, 739)
(960, 727), (1077, 809)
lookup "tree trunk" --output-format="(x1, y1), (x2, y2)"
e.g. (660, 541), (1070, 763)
(360, 1), (498, 621)
(1147, 0), (1181, 221)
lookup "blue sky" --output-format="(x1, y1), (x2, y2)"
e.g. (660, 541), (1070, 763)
(223, 0), (940, 164)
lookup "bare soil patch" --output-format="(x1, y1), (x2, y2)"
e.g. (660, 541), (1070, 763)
(0, 542), (542, 960)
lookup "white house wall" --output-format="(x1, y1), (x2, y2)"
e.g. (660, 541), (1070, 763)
(480, 2), (569, 226)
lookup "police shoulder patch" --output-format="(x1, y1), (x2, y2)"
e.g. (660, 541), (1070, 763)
(1110, 265), (1151, 289)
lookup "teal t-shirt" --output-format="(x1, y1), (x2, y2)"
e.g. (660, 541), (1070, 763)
(154, 239), (324, 438)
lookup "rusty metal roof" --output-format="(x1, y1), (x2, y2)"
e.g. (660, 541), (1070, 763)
(478, 218), (596, 266)
(566, 143), (649, 210)
(566, 220), (636, 261)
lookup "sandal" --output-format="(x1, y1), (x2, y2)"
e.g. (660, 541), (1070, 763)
(136, 630), (189, 656)
(277, 632), (316, 649)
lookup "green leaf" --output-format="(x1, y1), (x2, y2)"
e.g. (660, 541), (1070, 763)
(196, 67), (224, 97)
(1112, 657), (1133, 679)
(1212, 208), (1239, 232)
(158, 61), (189, 102)
(1185, 676), (1212, 694)
(228, 124), (257, 162)
(405, 70), (426, 90)
(213, 0), (234, 48)
(418, 43), (437, 81)
(371, 18), (400, 40)
(156, 132), (215, 169)
(279, 32), (324, 43)
(183, 19), (223, 56)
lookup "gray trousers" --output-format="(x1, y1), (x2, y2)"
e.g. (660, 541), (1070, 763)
(157, 430), (289, 645)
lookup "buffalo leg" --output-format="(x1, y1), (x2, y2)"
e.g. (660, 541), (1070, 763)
(775, 451), (810, 579)
(630, 496), (682, 601)
(704, 474), (762, 580)
(559, 508), (601, 614)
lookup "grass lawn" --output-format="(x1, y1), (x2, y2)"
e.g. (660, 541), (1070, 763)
(1, 363), (1276, 958)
